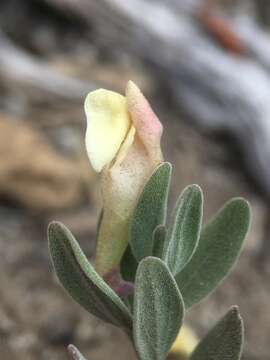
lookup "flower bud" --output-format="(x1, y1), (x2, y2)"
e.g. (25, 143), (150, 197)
(85, 81), (163, 275)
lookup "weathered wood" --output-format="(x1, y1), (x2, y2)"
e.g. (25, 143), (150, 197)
(0, 30), (94, 99)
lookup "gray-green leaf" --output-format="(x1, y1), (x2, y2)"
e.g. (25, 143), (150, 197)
(134, 257), (184, 360)
(130, 162), (172, 262)
(190, 306), (243, 360)
(48, 222), (132, 332)
(176, 198), (251, 309)
(163, 184), (202, 275)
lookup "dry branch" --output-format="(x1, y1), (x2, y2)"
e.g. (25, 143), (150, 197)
(0, 30), (94, 100)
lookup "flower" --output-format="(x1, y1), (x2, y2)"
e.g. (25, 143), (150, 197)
(85, 81), (163, 276)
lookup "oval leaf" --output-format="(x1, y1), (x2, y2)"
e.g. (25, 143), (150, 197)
(163, 184), (203, 275)
(176, 198), (251, 309)
(190, 307), (243, 360)
(130, 162), (172, 261)
(48, 222), (132, 332)
(134, 257), (185, 360)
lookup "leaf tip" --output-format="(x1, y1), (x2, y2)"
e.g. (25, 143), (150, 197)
(229, 196), (251, 211)
(48, 220), (62, 237)
(229, 197), (251, 227)
(188, 183), (203, 202)
(187, 183), (202, 192)
(156, 161), (173, 178)
(228, 305), (243, 326)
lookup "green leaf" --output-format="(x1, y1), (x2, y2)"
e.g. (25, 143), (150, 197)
(133, 257), (185, 360)
(152, 225), (166, 258)
(190, 306), (243, 360)
(68, 345), (87, 360)
(176, 198), (251, 309)
(130, 162), (172, 262)
(163, 185), (202, 275)
(48, 222), (132, 332)
(120, 244), (138, 283)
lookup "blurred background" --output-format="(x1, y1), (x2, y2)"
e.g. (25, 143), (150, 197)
(1, 0), (270, 359)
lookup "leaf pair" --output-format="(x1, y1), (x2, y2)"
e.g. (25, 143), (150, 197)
(48, 222), (132, 334)
(128, 162), (203, 279)
(128, 162), (251, 309)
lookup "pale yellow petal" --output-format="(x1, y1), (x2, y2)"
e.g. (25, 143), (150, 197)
(170, 325), (198, 357)
(85, 89), (131, 172)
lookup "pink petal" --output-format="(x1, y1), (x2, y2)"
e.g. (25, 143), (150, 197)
(126, 81), (163, 158)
